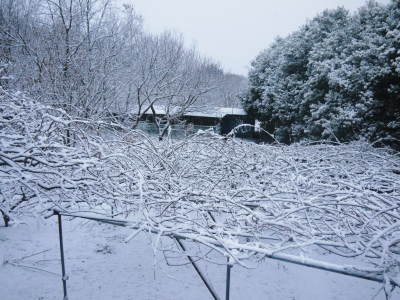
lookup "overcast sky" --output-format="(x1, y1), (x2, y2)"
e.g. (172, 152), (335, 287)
(121, 0), (390, 76)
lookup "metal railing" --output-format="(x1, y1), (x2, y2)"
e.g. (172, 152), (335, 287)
(50, 209), (392, 300)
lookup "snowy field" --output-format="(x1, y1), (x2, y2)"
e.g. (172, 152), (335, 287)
(1, 217), (399, 300)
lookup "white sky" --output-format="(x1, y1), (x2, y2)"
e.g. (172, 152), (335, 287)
(119, 0), (390, 76)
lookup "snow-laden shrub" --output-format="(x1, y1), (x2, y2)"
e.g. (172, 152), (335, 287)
(0, 89), (155, 225)
(242, 1), (400, 146)
(132, 135), (400, 287)
(2, 88), (400, 293)
(0, 89), (102, 225)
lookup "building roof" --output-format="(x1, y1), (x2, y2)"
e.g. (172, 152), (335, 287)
(142, 106), (247, 119)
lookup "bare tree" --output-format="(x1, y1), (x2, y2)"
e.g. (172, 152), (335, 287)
(115, 28), (222, 138)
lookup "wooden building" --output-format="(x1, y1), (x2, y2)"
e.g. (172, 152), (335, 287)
(141, 106), (255, 138)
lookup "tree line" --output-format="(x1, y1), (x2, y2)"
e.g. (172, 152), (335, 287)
(0, 0), (245, 139)
(242, 0), (399, 146)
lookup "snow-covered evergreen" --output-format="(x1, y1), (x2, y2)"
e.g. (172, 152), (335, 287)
(242, 0), (400, 146)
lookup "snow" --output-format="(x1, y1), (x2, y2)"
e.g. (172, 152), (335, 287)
(2, 91), (400, 298)
(140, 105), (247, 118)
(2, 0), (399, 298)
(1, 217), (398, 300)
(184, 107), (247, 118)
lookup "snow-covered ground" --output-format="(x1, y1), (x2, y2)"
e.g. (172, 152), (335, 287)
(2, 94), (400, 299)
(1, 217), (398, 300)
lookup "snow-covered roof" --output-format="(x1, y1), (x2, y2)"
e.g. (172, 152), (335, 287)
(185, 107), (246, 118)
(142, 106), (247, 118)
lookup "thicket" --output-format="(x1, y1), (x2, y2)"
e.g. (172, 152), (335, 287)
(242, 0), (400, 146)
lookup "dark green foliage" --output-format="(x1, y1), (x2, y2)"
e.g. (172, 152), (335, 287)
(243, 0), (400, 146)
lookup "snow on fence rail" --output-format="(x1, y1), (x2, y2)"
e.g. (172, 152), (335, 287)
(2, 90), (400, 297)
(50, 208), (391, 284)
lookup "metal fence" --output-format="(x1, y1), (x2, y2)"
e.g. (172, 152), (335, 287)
(50, 209), (392, 300)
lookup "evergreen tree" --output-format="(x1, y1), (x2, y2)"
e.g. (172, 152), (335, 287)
(243, 1), (400, 146)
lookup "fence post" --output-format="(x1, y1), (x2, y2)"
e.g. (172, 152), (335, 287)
(55, 211), (68, 300)
(225, 257), (232, 300)
(175, 238), (221, 300)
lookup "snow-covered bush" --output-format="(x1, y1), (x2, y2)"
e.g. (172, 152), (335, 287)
(2, 88), (400, 292)
(0, 89), (103, 225)
(0, 88), (173, 226)
(242, 1), (400, 146)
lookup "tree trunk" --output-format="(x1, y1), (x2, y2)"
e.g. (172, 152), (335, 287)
(0, 209), (10, 227)
(159, 122), (170, 140)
